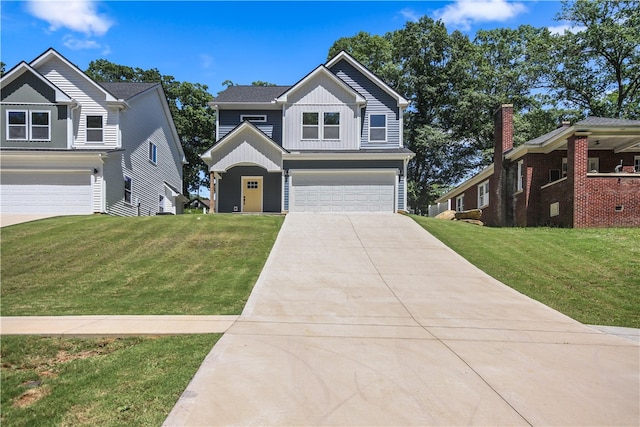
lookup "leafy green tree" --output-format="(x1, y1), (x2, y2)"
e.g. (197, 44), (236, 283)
(251, 81), (276, 86)
(85, 60), (215, 194)
(1, 62), (6, 77)
(545, 0), (640, 118)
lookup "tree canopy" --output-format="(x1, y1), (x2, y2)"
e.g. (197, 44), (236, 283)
(327, 0), (640, 213)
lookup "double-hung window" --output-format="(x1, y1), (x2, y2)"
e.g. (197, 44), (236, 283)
(148, 141), (158, 164)
(456, 195), (464, 212)
(516, 160), (524, 192)
(369, 114), (387, 142)
(478, 180), (490, 208)
(6, 110), (50, 141)
(124, 176), (132, 204)
(323, 112), (340, 140)
(86, 115), (103, 142)
(302, 112), (319, 139)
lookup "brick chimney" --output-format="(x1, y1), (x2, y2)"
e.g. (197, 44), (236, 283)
(491, 104), (514, 226)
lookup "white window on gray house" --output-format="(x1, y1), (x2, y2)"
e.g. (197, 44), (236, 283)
(302, 112), (319, 139)
(370, 114), (387, 142)
(516, 160), (524, 192)
(323, 112), (340, 140)
(635, 156), (640, 172)
(124, 176), (132, 204)
(456, 194), (464, 212)
(588, 157), (599, 173)
(159, 194), (165, 213)
(7, 110), (28, 140)
(30, 111), (50, 141)
(149, 141), (158, 164)
(240, 114), (266, 123)
(86, 115), (103, 142)
(478, 180), (490, 208)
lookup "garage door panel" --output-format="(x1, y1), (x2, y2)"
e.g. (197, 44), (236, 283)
(0, 173), (92, 215)
(291, 172), (395, 213)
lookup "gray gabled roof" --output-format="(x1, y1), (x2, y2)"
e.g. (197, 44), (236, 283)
(213, 85), (290, 103)
(523, 125), (571, 146)
(575, 116), (640, 127)
(99, 82), (159, 100)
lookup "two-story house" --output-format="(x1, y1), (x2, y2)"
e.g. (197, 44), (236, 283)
(202, 51), (415, 213)
(0, 48), (187, 217)
(435, 105), (640, 228)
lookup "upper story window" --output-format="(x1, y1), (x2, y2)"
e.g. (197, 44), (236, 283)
(302, 112), (319, 139)
(148, 141), (158, 164)
(86, 115), (103, 142)
(456, 195), (464, 212)
(369, 114), (387, 142)
(323, 112), (340, 140)
(240, 114), (266, 123)
(478, 180), (490, 208)
(516, 160), (524, 192)
(6, 110), (50, 141)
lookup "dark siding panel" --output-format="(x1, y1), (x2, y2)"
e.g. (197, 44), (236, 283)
(218, 166), (281, 213)
(218, 110), (282, 145)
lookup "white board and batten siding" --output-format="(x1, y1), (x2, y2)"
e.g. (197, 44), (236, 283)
(209, 127), (283, 172)
(289, 170), (396, 213)
(35, 56), (120, 149)
(282, 73), (360, 151)
(105, 89), (184, 216)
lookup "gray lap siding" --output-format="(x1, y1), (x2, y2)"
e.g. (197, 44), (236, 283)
(218, 166), (282, 213)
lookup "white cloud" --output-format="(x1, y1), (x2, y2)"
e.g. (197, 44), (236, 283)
(547, 22), (586, 35)
(63, 34), (110, 55)
(400, 8), (421, 23)
(26, 0), (113, 36)
(434, 0), (527, 30)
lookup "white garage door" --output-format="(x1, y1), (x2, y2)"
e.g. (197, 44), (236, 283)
(290, 172), (395, 213)
(0, 172), (93, 215)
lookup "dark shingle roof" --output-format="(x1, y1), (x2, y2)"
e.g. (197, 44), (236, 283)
(213, 85), (290, 103)
(575, 117), (640, 127)
(99, 82), (159, 100)
(523, 125), (571, 146)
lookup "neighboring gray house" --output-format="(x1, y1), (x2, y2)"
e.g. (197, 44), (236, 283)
(0, 48), (187, 216)
(202, 51), (415, 213)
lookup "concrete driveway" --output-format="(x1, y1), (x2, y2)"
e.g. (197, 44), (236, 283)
(0, 214), (59, 228)
(164, 213), (639, 426)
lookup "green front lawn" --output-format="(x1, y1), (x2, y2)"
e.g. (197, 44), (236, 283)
(0, 334), (218, 426)
(411, 215), (640, 328)
(1, 214), (284, 316)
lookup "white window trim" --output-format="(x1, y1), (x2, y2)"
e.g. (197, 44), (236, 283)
(516, 160), (524, 192)
(478, 180), (490, 208)
(301, 112), (319, 140)
(323, 112), (340, 140)
(456, 194), (464, 212)
(240, 114), (267, 123)
(587, 157), (599, 173)
(634, 155), (640, 173)
(148, 141), (158, 164)
(124, 176), (133, 205)
(6, 110), (28, 141)
(86, 115), (104, 143)
(369, 114), (387, 143)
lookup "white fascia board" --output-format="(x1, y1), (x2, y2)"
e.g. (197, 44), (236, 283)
(275, 65), (366, 105)
(282, 151), (414, 161)
(209, 102), (281, 110)
(1, 62), (74, 104)
(30, 48), (124, 106)
(435, 164), (494, 204)
(325, 51), (409, 108)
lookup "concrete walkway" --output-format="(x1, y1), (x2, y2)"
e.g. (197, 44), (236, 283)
(0, 315), (238, 336)
(163, 213), (640, 426)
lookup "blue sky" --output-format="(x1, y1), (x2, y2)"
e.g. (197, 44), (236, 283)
(2, 1), (568, 96)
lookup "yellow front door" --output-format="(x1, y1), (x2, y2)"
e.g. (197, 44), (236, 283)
(242, 177), (262, 212)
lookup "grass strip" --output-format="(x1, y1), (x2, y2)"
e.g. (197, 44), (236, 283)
(0, 334), (218, 426)
(1, 214), (283, 316)
(411, 215), (640, 328)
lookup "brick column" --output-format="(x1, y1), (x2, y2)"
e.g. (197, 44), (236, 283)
(492, 104), (513, 226)
(567, 132), (589, 228)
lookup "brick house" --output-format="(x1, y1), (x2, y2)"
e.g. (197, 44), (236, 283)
(435, 105), (640, 228)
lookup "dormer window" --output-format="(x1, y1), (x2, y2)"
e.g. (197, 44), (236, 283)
(86, 115), (103, 142)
